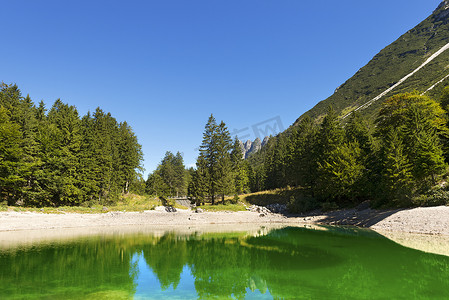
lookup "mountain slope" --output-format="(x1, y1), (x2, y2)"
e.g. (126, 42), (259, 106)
(295, 1), (449, 125)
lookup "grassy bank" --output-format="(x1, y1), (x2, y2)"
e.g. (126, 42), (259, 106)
(238, 187), (303, 206)
(0, 194), (188, 214)
(200, 203), (247, 212)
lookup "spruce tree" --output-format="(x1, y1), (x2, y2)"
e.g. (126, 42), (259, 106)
(199, 115), (219, 204)
(0, 106), (23, 204)
(191, 153), (209, 206)
(230, 137), (249, 194)
(46, 99), (83, 205)
(381, 129), (413, 204)
(314, 106), (345, 200)
(216, 121), (233, 202)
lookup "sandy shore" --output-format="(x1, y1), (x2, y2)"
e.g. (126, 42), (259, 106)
(0, 205), (448, 235)
(0, 209), (292, 232)
(1, 206), (449, 255)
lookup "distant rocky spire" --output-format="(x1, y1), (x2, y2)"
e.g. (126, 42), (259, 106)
(239, 136), (270, 158)
(434, 1), (449, 20)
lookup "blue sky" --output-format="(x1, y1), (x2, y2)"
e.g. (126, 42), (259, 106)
(0, 0), (441, 177)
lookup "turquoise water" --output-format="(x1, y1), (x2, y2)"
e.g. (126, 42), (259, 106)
(0, 226), (449, 299)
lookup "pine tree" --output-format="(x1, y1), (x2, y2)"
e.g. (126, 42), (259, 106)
(230, 137), (249, 194)
(317, 141), (364, 203)
(173, 152), (186, 197)
(199, 115), (218, 204)
(381, 129), (413, 204)
(314, 106), (346, 199)
(376, 92), (447, 195)
(45, 99), (83, 205)
(295, 116), (319, 191)
(264, 134), (288, 189)
(190, 153), (209, 206)
(146, 172), (169, 197)
(216, 121), (233, 202)
(116, 121), (143, 194)
(413, 130), (446, 185)
(0, 106), (23, 204)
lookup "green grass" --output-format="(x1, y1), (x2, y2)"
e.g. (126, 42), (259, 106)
(239, 187), (304, 206)
(1, 194), (190, 214)
(293, 4), (449, 126)
(199, 203), (247, 212)
(2, 194), (164, 214)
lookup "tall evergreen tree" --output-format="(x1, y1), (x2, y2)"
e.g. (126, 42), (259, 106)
(216, 121), (233, 202)
(199, 115), (219, 204)
(0, 106), (23, 204)
(189, 153), (209, 206)
(381, 129), (413, 204)
(116, 121), (143, 194)
(314, 106), (346, 199)
(230, 137), (249, 194)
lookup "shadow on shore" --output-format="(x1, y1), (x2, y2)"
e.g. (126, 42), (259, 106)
(284, 205), (410, 228)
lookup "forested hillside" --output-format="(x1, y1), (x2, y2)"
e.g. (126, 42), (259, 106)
(0, 83), (143, 207)
(146, 89), (449, 211)
(146, 115), (255, 205)
(297, 1), (449, 124)
(246, 89), (449, 211)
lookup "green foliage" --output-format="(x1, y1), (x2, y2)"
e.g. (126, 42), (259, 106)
(159, 196), (175, 207)
(316, 142), (364, 203)
(146, 151), (187, 198)
(296, 3), (449, 123)
(412, 186), (449, 207)
(0, 106), (23, 204)
(376, 93), (447, 201)
(243, 187), (304, 206)
(231, 194), (239, 204)
(247, 89), (449, 209)
(189, 115), (237, 205)
(0, 83), (143, 207)
(231, 137), (249, 194)
(200, 203), (246, 212)
(321, 201), (339, 212)
(380, 129), (414, 205)
(287, 195), (319, 214)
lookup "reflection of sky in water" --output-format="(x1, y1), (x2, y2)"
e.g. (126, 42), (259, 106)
(132, 252), (272, 299)
(2, 227), (449, 299)
(133, 253), (196, 299)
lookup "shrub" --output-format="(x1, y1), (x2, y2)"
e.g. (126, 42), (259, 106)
(287, 195), (319, 214)
(159, 196), (175, 207)
(321, 201), (339, 212)
(412, 187), (449, 207)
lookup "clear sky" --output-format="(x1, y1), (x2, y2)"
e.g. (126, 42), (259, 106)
(0, 0), (442, 177)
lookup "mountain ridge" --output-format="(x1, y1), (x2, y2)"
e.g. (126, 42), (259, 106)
(293, 0), (449, 126)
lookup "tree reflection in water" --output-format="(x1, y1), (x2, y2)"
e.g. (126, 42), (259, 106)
(1, 226), (449, 299)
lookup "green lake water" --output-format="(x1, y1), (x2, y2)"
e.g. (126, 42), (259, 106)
(0, 226), (449, 299)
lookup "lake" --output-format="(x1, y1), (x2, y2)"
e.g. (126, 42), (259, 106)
(0, 225), (448, 299)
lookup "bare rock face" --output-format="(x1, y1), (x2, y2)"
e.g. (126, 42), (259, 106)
(434, 1), (449, 21)
(244, 140), (252, 153)
(262, 136), (269, 147)
(249, 138), (262, 154)
(239, 136), (270, 158)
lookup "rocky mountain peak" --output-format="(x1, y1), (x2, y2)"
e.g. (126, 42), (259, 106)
(262, 136), (270, 147)
(239, 136), (269, 159)
(243, 140), (252, 151)
(434, 1), (449, 20)
(437, 0), (449, 10)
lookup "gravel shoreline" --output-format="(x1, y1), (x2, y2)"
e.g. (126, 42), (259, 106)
(1, 206), (448, 256)
(0, 205), (448, 235)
